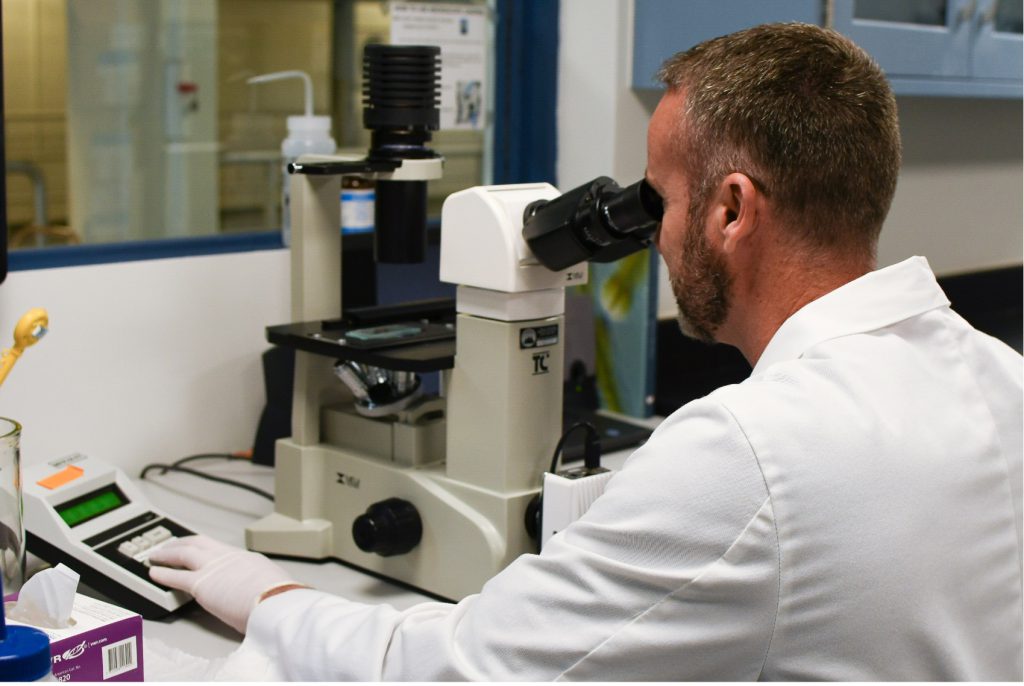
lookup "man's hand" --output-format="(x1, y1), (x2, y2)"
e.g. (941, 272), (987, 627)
(148, 535), (305, 633)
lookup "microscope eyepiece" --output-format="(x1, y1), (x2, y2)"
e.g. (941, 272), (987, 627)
(602, 177), (663, 238)
(522, 177), (664, 271)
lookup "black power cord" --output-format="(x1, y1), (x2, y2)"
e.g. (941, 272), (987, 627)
(549, 421), (601, 474)
(139, 453), (274, 501)
(527, 422), (603, 543)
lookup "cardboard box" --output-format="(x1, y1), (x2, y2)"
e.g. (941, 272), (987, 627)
(4, 593), (144, 681)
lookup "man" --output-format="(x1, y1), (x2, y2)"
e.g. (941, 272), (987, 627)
(150, 23), (1023, 680)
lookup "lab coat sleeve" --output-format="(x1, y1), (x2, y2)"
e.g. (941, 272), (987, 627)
(240, 397), (779, 681)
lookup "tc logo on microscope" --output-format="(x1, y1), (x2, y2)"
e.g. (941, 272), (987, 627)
(532, 351), (550, 375)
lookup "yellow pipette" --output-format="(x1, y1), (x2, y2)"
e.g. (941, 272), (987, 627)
(0, 308), (49, 388)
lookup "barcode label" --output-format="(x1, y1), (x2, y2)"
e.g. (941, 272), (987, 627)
(102, 637), (137, 679)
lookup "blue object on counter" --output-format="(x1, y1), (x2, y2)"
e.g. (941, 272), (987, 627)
(0, 577), (53, 681)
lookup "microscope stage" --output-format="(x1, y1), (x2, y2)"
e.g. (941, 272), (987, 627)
(267, 319), (455, 372)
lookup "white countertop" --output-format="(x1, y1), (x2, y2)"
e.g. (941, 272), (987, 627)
(118, 419), (656, 678)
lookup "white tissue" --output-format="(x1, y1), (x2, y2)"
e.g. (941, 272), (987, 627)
(7, 563), (80, 629)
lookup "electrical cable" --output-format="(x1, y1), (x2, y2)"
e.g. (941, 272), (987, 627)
(139, 452), (274, 501)
(549, 421), (602, 474)
(167, 453), (252, 471)
(526, 422), (605, 544)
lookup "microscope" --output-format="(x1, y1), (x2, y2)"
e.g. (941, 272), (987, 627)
(246, 45), (663, 600)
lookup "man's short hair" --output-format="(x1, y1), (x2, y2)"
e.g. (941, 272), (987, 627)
(658, 23), (901, 256)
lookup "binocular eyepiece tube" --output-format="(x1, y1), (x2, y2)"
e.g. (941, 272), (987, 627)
(522, 176), (664, 271)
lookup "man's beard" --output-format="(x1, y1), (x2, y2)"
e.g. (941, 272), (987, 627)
(668, 202), (732, 344)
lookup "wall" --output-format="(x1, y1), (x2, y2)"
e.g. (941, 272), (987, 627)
(882, 96), (1023, 276)
(0, 249), (289, 475)
(558, 0), (1024, 320)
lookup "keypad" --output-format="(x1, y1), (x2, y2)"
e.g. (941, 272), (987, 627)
(116, 525), (175, 566)
(96, 518), (194, 584)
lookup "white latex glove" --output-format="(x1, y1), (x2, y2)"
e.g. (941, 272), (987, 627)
(148, 535), (305, 633)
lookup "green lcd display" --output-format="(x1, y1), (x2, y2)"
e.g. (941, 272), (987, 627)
(55, 485), (128, 527)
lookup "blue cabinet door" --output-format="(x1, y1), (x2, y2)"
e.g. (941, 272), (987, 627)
(971, 0), (1023, 81)
(832, 0), (971, 79)
(633, 0), (1021, 97)
(632, 0), (823, 89)
(833, 0), (1021, 97)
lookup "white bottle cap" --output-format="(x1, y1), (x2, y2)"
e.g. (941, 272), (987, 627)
(286, 115), (332, 133)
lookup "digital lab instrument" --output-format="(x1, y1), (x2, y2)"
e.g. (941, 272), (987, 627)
(22, 453), (193, 619)
(246, 44), (663, 600)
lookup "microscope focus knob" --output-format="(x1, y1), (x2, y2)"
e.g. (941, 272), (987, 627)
(352, 498), (422, 556)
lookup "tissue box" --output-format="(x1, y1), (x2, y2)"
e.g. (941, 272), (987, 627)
(4, 592), (144, 681)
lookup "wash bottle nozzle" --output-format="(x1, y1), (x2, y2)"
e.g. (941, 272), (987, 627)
(247, 70), (315, 117)
(247, 70), (336, 246)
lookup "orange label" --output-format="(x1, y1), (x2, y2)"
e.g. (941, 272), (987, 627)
(37, 465), (84, 490)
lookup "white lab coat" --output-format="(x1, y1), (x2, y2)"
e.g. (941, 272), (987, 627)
(237, 256), (1023, 681)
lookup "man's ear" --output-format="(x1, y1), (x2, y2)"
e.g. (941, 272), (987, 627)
(711, 172), (760, 254)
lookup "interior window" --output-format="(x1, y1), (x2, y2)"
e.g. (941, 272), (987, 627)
(2, 0), (489, 252)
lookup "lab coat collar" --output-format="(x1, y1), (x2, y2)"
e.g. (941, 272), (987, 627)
(752, 256), (950, 376)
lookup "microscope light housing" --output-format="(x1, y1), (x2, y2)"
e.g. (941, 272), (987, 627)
(439, 183), (588, 294)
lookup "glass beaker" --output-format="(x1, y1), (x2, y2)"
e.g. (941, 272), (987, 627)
(0, 418), (25, 594)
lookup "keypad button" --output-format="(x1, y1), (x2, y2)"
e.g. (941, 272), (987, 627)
(143, 526), (171, 544)
(118, 541), (140, 556)
(134, 535), (178, 564)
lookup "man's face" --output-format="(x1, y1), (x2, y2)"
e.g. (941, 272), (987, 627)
(646, 89), (732, 344)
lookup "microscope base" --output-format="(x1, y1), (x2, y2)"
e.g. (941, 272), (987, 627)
(246, 439), (538, 600)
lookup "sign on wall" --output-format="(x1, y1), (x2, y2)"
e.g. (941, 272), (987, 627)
(389, 2), (488, 131)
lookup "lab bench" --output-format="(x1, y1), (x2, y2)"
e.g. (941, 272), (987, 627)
(126, 442), (644, 677)
(133, 459), (430, 667)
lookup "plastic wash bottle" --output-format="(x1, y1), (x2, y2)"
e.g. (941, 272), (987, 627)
(247, 70), (336, 247)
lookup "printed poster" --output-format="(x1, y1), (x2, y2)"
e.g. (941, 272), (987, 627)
(389, 2), (488, 130)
